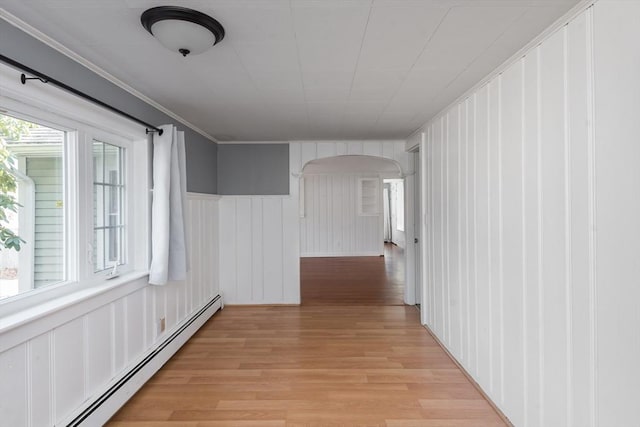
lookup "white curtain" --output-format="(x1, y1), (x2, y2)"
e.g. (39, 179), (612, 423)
(149, 124), (188, 285)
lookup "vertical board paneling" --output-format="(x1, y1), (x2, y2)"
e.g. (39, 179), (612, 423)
(432, 119), (444, 338)
(282, 195), (301, 303)
(54, 318), (85, 421)
(113, 299), (126, 373)
(488, 79), (502, 402)
(459, 103), (468, 366)
(263, 198), (284, 303)
(235, 198), (253, 301)
(539, 29), (569, 427)
(500, 59), (525, 426)
(300, 174), (383, 257)
(347, 141), (364, 155)
(218, 195), (295, 304)
(30, 334), (52, 427)
(0, 344), (28, 426)
(474, 85), (492, 391)
(126, 289), (145, 361)
(219, 198), (237, 302)
(86, 304), (112, 393)
(593, 2), (640, 425)
(448, 108), (461, 359)
(421, 6), (599, 426)
(317, 142), (337, 159)
(567, 11), (591, 427)
(251, 198), (264, 302)
(523, 47), (542, 427)
(466, 97), (477, 377)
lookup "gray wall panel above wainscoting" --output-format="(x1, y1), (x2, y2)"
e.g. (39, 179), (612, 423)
(217, 143), (289, 195)
(0, 19), (218, 194)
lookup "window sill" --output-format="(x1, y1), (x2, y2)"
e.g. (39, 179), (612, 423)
(0, 270), (149, 338)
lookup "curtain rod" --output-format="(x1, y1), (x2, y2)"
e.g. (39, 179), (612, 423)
(0, 53), (163, 136)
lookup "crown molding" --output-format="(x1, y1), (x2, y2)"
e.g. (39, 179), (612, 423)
(406, 0), (598, 143)
(0, 8), (218, 143)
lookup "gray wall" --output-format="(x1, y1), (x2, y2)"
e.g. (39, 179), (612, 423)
(0, 20), (218, 194)
(217, 144), (289, 195)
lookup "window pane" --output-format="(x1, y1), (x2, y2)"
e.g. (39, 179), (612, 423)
(396, 181), (404, 232)
(93, 140), (124, 273)
(0, 114), (65, 300)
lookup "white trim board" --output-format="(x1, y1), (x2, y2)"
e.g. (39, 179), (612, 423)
(63, 296), (222, 426)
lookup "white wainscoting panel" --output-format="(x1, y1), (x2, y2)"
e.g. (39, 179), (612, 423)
(0, 192), (220, 426)
(218, 196), (300, 305)
(592, 1), (640, 425)
(419, 7), (597, 427)
(301, 174), (383, 257)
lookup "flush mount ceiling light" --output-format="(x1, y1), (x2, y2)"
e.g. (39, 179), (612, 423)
(141, 6), (225, 57)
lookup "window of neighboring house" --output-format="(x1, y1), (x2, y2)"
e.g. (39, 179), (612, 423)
(0, 114), (66, 299)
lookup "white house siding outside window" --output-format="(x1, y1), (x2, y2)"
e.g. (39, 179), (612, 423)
(0, 66), (149, 315)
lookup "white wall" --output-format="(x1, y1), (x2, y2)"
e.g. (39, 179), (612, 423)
(0, 193), (220, 426)
(417, 1), (640, 425)
(301, 174), (383, 257)
(218, 195), (299, 304)
(592, 1), (640, 424)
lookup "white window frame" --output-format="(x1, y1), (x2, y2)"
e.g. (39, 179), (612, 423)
(0, 63), (150, 318)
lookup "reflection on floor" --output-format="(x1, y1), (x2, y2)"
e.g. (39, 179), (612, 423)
(107, 243), (507, 426)
(301, 243), (405, 306)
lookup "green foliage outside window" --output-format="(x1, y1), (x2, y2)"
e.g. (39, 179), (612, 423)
(0, 115), (33, 251)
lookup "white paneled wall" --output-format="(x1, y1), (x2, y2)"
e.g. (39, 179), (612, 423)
(301, 174), (383, 257)
(420, 8), (595, 427)
(218, 141), (413, 305)
(0, 193), (219, 426)
(218, 196), (300, 305)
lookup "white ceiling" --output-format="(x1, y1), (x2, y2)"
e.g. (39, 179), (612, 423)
(0, 0), (580, 141)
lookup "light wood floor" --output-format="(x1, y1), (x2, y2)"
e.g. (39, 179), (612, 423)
(108, 246), (506, 427)
(301, 244), (405, 306)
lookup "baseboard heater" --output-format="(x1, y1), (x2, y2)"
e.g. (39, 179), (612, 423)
(65, 294), (222, 427)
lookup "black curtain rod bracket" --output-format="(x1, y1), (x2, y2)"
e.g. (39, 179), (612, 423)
(20, 73), (47, 84)
(0, 54), (163, 136)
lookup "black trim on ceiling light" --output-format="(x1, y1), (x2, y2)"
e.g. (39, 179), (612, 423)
(141, 6), (225, 47)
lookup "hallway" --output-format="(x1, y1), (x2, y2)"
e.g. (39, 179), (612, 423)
(108, 249), (507, 426)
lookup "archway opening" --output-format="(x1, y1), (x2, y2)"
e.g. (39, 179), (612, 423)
(298, 155), (406, 306)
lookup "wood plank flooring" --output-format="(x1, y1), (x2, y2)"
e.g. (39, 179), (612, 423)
(301, 244), (405, 306)
(108, 246), (506, 426)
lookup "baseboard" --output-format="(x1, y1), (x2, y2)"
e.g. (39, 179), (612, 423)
(301, 251), (382, 258)
(63, 294), (222, 427)
(421, 322), (514, 427)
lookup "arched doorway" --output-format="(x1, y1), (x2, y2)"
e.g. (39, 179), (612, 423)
(297, 154), (413, 306)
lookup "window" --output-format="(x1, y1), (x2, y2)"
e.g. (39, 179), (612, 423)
(396, 181), (405, 232)
(93, 140), (125, 272)
(0, 65), (149, 309)
(0, 114), (66, 298)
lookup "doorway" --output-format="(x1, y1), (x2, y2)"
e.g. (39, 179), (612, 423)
(298, 155), (408, 306)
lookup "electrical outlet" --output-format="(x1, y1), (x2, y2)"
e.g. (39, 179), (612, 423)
(159, 317), (166, 333)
